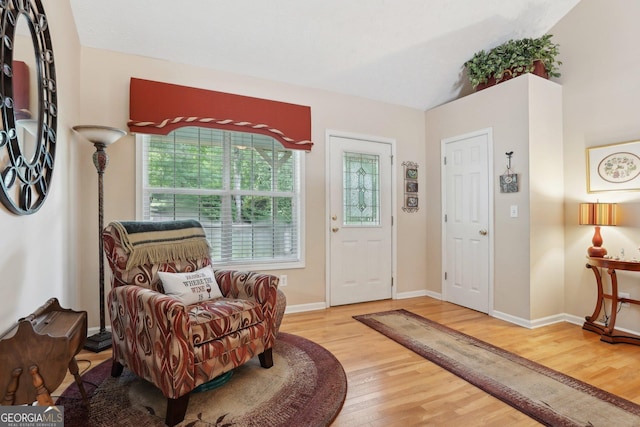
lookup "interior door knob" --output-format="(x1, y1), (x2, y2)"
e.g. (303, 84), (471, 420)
(479, 229), (488, 236)
(332, 227), (339, 233)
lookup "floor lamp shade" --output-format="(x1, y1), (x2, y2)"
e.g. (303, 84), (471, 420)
(73, 125), (127, 352)
(72, 125), (126, 146)
(579, 203), (617, 258)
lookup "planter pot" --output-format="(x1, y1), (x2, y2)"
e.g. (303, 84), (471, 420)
(475, 60), (548, 91)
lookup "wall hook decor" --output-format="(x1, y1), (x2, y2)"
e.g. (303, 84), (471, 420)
(506, 151), (513, 169)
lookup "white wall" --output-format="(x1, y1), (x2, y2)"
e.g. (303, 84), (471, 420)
(73, 48), (428, 328)
(553, 0), (640, 330)
(0, 0), (81, 333)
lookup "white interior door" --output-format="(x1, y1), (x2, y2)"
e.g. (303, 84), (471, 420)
(442, 130), (492, 313)
(329, 135), (393, 306)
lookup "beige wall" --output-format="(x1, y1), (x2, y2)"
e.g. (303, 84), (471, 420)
(553, 0), (640, 330)
(425, 75), (564, 322)
(0, 0), (81, 332)
(425, 78), (529, 319)
(73, 48), (428, 327)
(528, 79), (565, 321)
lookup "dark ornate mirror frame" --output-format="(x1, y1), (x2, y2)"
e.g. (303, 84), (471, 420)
(0, 0), (56, 215)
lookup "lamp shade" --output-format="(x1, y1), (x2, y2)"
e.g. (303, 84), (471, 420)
(579, 203), (617, 226)
(72, 125), (126, 145)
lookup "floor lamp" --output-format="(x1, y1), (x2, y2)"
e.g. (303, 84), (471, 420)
(73, 125), (127, 352)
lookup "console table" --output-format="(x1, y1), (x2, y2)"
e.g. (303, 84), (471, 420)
(0, 298), (88, 405)
(584, 257), (640, 345)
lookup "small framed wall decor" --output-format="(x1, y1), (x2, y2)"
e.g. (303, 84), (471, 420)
(406, 195), (419, 208)
(406, 167), (418, 180)
(587, 140), (640, 192)
(500, 151), (519, 193)
(402, 161), (419, 212)
(500, 173), (518, 193)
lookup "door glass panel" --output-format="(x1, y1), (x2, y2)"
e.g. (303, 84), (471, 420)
(343, 152), (380, 226)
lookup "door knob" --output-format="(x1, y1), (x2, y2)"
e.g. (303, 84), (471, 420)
(332, 227), (339, 233)
(332, 215), (337, 221)
(479, 229), (488, 236)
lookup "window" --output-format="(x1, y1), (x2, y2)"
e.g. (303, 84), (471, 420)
(343, 152), (380, 226)
(137, 126), (303, 269)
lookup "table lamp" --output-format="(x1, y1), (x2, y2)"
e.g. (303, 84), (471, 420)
(579, 202), (617, 257)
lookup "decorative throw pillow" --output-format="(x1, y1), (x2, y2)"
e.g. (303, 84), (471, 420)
(158, 265), (222, 305)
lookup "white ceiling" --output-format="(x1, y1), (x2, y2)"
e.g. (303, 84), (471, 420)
(69, 0), (580, 111)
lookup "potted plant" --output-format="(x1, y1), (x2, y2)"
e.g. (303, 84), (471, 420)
(464, 34), (562, 91)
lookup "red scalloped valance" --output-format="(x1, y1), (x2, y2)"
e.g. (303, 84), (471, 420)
(128, 78), (313, 151)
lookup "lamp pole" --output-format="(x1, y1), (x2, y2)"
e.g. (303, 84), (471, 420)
(73, 125), (126, 352)
(85, 141), (111, 352)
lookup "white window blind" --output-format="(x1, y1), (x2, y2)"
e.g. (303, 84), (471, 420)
(139, 127), (302, 267)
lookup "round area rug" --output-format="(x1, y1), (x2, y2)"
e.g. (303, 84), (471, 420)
(57, 333), (347, 426)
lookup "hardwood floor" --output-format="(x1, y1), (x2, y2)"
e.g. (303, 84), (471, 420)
(54, 297), (640, 426)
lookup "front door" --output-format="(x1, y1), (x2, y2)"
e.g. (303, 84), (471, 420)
(329, 134), (393, 306)
(442, 129), (491, 313)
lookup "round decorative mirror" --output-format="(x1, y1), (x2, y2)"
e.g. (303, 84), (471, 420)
(0, 0), (56, 215)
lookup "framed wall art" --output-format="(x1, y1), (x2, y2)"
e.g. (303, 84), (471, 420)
(499, 173), (518, 193)
(405, 195), (419, 209)
(587, 140), (640, 192)
(401, 161), (418, 212)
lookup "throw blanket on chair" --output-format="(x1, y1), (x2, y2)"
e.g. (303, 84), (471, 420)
(111, 220), (211, 270)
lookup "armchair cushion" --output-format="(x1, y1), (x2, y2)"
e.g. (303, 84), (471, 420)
(188, 298), (264, 347)
(159, 265), (223, 305)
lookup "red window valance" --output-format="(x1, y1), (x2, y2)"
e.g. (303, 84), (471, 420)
(128, 78), (313, 151)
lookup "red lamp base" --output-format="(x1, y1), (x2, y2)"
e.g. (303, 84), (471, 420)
(587, 246), (608, 258)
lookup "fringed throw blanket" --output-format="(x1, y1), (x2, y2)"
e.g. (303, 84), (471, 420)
(111, 220), (211, 270)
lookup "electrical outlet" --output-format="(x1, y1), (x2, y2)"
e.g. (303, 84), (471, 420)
(619, 292), (630, 308)
(279, 275), (288, 287)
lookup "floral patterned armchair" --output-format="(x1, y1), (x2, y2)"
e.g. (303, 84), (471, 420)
(102, 220), (285, 426)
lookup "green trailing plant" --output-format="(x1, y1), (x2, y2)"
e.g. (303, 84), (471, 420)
(464, 34), (562, 89)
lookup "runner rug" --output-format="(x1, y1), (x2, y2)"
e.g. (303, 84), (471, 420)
(354, 309), (640, 427)
(56, 332), (346, 427)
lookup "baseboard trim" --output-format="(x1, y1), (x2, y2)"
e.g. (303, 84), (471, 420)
(564, 313), (585, 327)
(492, 311), (567, 329)
(284, 291), (442, 314)
(285, 302), (327, 314)
(397, 290), (436, 300)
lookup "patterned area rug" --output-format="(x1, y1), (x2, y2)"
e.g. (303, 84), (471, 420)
(354, 309), (640, 427)
(56, 333), (346, 427)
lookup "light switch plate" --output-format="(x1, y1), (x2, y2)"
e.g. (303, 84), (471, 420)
(510, 205), (518, 218)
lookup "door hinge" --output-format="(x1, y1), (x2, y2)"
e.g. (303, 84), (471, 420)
(390, 155), (394, 165)
(444, 272), (448, 280)
(444, 214), (447, 222)
(443, 156), (447, 165)
(391, 216), (394, 226)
